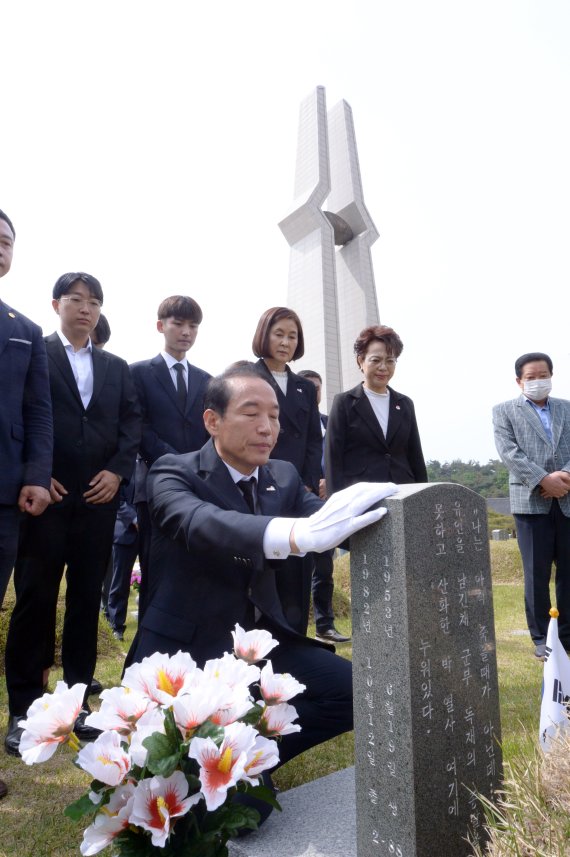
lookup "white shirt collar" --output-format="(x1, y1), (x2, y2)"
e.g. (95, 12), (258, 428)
(57, 328), (92, 352)
(161, 351), (188, 370)
(221, 460), (260, 485)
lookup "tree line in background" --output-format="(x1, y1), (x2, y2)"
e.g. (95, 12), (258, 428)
(426, 459), (509, 498)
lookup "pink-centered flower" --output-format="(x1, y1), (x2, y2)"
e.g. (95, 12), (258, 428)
(259, 661), (306, 705)
(232, 624), (279, 664)
(172, 679), (232, 739)
(203, 651), (260, 688)
(258, 702), (301, 737)
(77, 731), (131, 787)
(210, 682), (254, 727)
(84, 686), (152, 735)
(122, 650), (198, 706)
(80, 784), (136, 856)
(188, 721), (257, 811)
(19, 681), (87, 764)
(129, 771), (201, 847)
(242, 734), (280, 784)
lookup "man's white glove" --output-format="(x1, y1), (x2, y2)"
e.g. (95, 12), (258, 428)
(291, 482), (398, 554)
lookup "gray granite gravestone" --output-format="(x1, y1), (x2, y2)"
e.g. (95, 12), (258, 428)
(350, 483), (502, 857)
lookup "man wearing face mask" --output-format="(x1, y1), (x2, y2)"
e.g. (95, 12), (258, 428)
(493, 352), (570, 660)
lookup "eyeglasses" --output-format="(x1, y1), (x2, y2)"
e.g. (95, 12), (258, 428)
(59, 294), (102, 310)
(364, 357), (397, 368)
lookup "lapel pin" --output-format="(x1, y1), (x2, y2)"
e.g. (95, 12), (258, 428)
(8, 312), (15, 318)
(395, 405), (401, 410)
(266, 485), (276, 491)
(297, 388), (303, 394)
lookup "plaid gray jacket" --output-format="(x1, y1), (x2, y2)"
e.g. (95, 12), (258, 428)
(492, 395), (570, 516)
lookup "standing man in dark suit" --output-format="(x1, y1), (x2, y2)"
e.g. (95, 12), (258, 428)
(298, 370), (350, 645)
(4, 272), (141, 755)
(129, 295), (211, 617)
(130, 364), (393, 825)
(0, 209), (53, 799)
(493, 352), (570, 660)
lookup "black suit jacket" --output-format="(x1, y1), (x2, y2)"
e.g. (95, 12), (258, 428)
(325, 383), (427, 494)
(0, 303), (53, 504)
(45, 333), (141, 508)
(130, 355), (211, 466)
(254, 359), (322, 492)
(136, 439), (323, 665)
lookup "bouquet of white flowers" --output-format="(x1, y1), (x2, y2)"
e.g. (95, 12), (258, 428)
(17, 624), (305, 856)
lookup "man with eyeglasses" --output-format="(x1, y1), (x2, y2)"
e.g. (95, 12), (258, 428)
(0, 209), (53, 799)
(4, 273), (141, 756)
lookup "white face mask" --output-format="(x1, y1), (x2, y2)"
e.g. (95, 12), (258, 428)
(523, 378), (552, 401)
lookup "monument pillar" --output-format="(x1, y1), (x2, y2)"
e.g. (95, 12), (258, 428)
(350, 483), (502, 856)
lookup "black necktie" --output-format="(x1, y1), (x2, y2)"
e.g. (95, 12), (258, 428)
(173, 363), (187, 410)
(238, 478), (257, 514)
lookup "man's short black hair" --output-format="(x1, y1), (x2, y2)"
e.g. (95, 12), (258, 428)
(515, 352), (553, 378)
(298, 369), (322, 383)
(205, 364), (273, 418)
(0, 209), (15, 240)
(158, 295), (203, 323)
(92, 314), (111, 346)
(52, 272), (104, 304)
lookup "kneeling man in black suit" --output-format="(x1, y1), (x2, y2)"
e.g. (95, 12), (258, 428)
(129, 364), (393, 811)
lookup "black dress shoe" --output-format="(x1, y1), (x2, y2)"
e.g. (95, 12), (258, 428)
(315, 627), (351, 644)
(89, 678), (103, 696)
(74, 707), (102, 743)
(534, 643), (547, 661)
(4, 715), (25, 757)
(0, 778), (7, 799)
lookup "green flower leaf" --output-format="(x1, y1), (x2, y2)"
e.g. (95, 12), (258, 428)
(64, 792), (100, 821)
(143, 731), (182, 777)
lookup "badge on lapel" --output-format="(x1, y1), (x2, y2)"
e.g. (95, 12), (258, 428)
(8, 312), (15, 318)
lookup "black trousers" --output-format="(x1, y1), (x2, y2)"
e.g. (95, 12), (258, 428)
(107, 539), (139, 633)
(5, 499), (116, 714)
(0, 505), (21, 609)
(275, 555), (313, 636)
(311, 549), (335, 633)
(515, 502), (570, 646)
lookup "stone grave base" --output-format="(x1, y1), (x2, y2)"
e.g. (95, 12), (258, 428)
(229, 766), (355, 857)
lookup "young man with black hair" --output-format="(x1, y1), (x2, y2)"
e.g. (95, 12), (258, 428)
(129, 296), (211, 617)
(0, 209), (53, 798)
(4, 272), (141, 755)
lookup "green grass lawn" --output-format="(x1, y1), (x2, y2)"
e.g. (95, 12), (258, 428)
(0, 541), (548, 857)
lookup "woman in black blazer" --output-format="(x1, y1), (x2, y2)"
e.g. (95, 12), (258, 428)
(252, 306), (323, 634)
(326, 325), (427, 496)
(252, 307), (322, 493)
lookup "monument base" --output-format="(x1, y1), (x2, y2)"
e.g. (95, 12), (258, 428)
(229, 767), (356, 857)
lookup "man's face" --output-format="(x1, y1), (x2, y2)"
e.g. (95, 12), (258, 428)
(157, 316), (199, 360)
(52, 280), (101, 343)
(204, 377), (280, 475)
(516, 360), (552, 391)
(0, 219), (15, 279)
(306, 375), (322, 406)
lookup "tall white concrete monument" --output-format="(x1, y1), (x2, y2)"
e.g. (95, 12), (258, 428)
(279, 86), (380, 409)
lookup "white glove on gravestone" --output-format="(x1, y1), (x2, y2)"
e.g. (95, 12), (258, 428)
(291, 482), (398, 554)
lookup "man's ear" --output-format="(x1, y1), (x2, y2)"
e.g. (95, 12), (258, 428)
(156, 319), (164, 334)
(203, 408), (220, 437)
(52, 298), (60, 316)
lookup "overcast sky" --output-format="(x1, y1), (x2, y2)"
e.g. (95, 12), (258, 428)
(2, 0), (569, 464)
